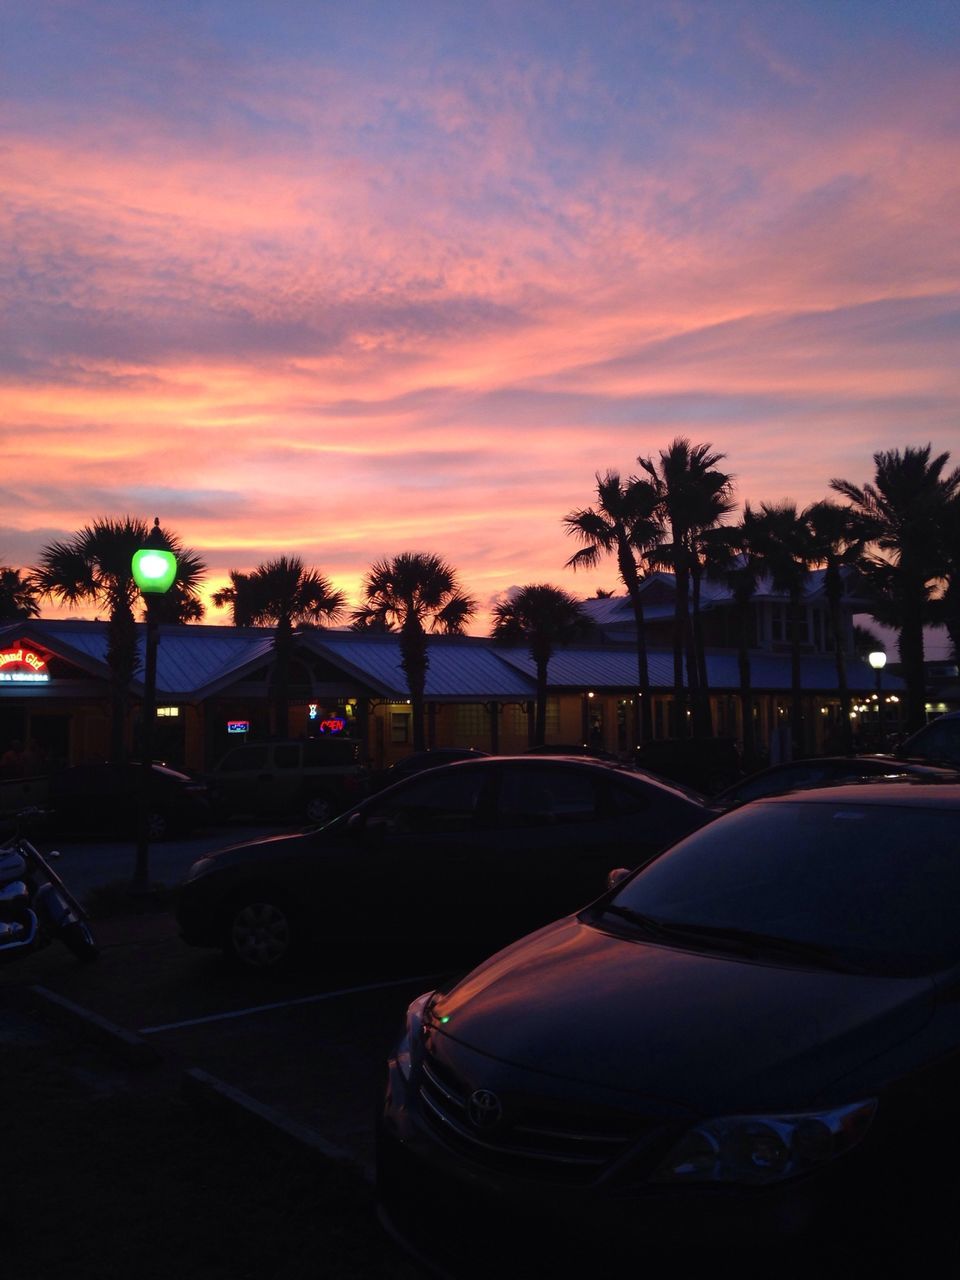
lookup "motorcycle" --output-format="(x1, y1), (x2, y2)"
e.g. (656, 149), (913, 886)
(0, 813), (99, 963)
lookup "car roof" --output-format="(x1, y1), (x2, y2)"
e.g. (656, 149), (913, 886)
(412, 753), (706, 803)
(758, 779), (960, 810)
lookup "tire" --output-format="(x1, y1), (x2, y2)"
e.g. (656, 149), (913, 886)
(304, 793), (334, 825)
(226, 896), (295, 971)
(60, 919), (100, 963)
(146, 810), (168, 841)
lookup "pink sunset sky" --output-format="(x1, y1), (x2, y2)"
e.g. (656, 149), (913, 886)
(3, 1), (959, 644)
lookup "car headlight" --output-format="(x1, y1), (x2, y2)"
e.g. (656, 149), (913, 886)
(181, 856), (215, 884)
(652, 1099), (877, 1186)
(396, 991), (435, 1083)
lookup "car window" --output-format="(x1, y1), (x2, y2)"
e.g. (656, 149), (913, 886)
(303, 739), (360, 766)
(274, 745), (300, 770)
(604, 778), (652, 816)
(607, 800), (960, 977)
(363, 769), (486, 835)
(903, 720), (960, 765)
(498, 766), (599, 827)
(218, 746), (269, 772)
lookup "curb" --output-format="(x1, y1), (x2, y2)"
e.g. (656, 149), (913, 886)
(29, 984), (162, 1068)
(181, 1067), (371, 1182)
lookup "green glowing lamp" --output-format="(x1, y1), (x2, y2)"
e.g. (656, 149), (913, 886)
(132, 519), (177, 594)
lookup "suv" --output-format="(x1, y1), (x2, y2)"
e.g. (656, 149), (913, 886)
(207, 738), (368, 824)
(897, 711), (960, 768)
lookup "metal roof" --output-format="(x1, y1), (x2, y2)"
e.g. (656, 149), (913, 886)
(1, 619), (904, 699)
(305, 633), (536, 700)
(494, 644), (904, 693)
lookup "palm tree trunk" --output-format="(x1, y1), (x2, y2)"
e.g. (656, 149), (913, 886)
(734, 602), (756, 770)
(627, 590), (653, 742)
(673, 565), (690, 738)
(690, 564), (712, 737)
(272, 617), (293, 738)
(400, 625), (429, 751)
(789, 587), (804, 757)
(898, 605), (927, 733)
(107, 602), (138, 761)
(534, 658), (549, 746)
(825, 570), (853, 752)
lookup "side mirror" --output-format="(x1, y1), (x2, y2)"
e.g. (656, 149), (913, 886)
(348, 811), (389, 847)
(606, 867), (631, 891)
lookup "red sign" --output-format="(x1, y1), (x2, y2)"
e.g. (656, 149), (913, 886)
(0, 648), (49, 683)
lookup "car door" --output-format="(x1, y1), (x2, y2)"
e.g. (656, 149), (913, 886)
(487, 762), (613, 936)
(489, 763), (708, 938)
(344, 763), (498, 947)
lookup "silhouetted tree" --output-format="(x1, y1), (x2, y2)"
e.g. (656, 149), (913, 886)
(353, 553), (476, 751)
(638, 438), (733, 738)
(213, 556), (345, 738)
(492, 584), (590, 747)
(832, 445), (960, 731)
(564, 470), (663, 741)
(35, 517), (206, 759)
(0, 567), (41, 624)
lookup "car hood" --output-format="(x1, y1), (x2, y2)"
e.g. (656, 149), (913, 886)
(429, 917), (936, 1114)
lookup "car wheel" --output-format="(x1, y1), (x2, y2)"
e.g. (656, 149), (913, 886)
(226, 897), (295, 971)
(304, 793), (334, 824)
(146, 810), (168, 840)
(60, 919), (100, 963)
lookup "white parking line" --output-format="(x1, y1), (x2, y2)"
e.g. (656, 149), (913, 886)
(137, 973), (440, 1035)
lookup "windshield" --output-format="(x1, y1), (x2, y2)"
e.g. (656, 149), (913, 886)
(600, 800), (960, 977)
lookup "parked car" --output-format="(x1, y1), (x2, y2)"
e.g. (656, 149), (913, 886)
(48, 761), (210, 840)
(177, 755), (715, 971)
(633, 735), (742, 793)
(206, 737), (368, 824)
(369, 747), (489, 793)
(712, 754), (957, 808)
(378, 781), (960, 1272)
(896, 710), (960, 768)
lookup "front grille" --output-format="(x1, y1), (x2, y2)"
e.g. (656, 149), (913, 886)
(418, 1050), (656, 1187)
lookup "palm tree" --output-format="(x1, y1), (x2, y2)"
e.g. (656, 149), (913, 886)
(563, 470), (663, 741)
(831, 446), (960, 731)
(213, 555), (345, 738)
(353, 553), (476, 752)
(749, 501), (815, 757)
(702, 510), (763, 770)
(34, 517), (206, 760)
(936, 490), (960, 661)
(0, 567), (41, 623)
(492, 585), (590, 747)
(638, 438), (734, 738)
(803, 499), (872, 752)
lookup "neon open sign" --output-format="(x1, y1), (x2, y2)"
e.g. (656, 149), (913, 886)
(227, 720), (250, 734)
(0, 648), (50, 683)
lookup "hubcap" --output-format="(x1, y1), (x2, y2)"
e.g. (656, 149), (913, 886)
(232, 902), (290, 967)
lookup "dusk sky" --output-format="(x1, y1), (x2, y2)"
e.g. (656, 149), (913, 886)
(3, 1), (959, 641)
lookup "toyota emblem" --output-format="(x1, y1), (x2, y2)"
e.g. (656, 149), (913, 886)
(467, 1089), (503, 1131)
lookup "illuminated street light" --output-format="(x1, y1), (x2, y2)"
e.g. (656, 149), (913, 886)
(131, 518), (176, 894)
(868, 650), (887, 742)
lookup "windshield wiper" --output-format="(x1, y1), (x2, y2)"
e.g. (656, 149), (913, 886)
(602, 908), (863, 972)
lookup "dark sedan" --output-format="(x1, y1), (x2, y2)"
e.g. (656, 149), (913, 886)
(378, 782), (960, 1272)
(176, 755), (713, 970)
(712, 754), (956, 807)
(49, 761), (210, 839)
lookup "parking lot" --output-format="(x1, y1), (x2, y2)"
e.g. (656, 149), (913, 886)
(1, 822), (453, 1176)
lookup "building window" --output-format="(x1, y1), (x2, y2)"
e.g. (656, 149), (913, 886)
(391, 712), (410, 744)
(455, 704), (487, 739)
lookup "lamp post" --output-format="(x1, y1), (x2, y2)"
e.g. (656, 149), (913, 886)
(131, 518), (177, 894)
(868, 650), (887, 745)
